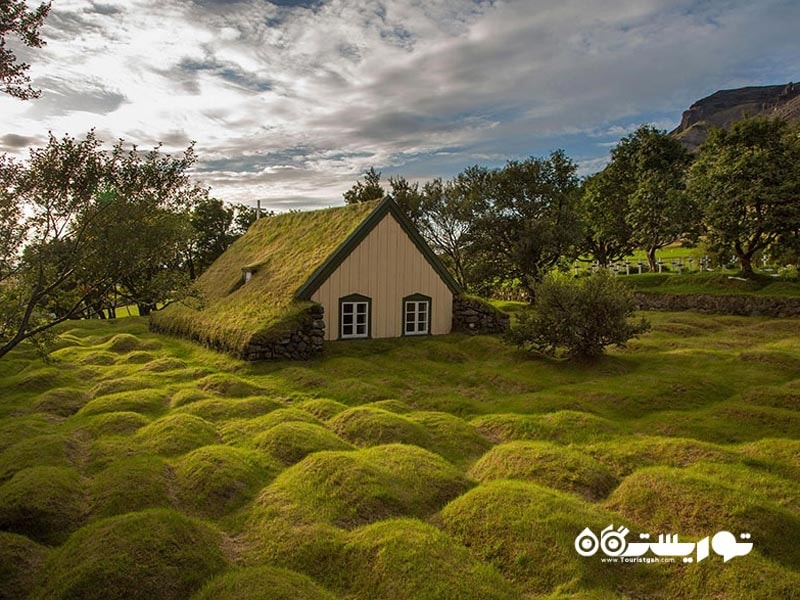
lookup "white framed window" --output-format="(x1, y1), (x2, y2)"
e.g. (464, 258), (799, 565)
(340, 295), (370, 339)
(403, 295), (430, 336)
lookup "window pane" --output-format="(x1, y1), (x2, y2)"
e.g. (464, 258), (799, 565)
(356, 303), (367, 314)
(356, 324), (366, 335)
(343, 324), (353, 336)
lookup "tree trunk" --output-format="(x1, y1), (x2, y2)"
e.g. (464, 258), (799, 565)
(646, 247), (658, 272)
(739, 253), (754, 276)
(137, 303), (154, 316)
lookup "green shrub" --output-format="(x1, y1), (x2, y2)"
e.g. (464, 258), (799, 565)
(0, 467), (86, 545)
(342, 518), (519, 600)
(192, 566), (339, 600)
(253, 422), (353, 465)
(506, 270), (650, 358)
(33, 509), (226, 600)
(173, 445), (281, 518)
(468, 441), (618, 500)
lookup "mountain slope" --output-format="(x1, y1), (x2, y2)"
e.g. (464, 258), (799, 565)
(672, 81), (800, 149)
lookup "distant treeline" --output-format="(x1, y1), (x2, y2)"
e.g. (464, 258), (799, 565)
(344, 118), (800, 296)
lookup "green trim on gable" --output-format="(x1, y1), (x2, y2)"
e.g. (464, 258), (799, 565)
(295, 197), (462, 300)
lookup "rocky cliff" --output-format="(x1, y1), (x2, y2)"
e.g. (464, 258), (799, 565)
(671, 82), (800, 150)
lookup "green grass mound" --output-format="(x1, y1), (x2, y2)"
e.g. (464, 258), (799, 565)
(33, 509), (226, 600)
(687, 462), (800, 513)
(90, 456), (175, 519)
(192, 566), (339, 600)
(220, 409), (322, 446)
(407, 411), (492, 466)
(133, 414), (219, 457)
(175, 396), (284, 422)
(604, 466), (800, 568)
(737, 386), (800, 409)
(170, 388), (214, 408)
(0, 467), (86, 545)
(252, 422), (353, 465)
(76, 350), (117, 366)
(472, 411), (621, 444)
(581, 436), (739, 478)
(468, 441), (618, 501)
(240, 518), (349, 585)
(363, 399), (413, 413)
(739, 349), (800, 372)
(0, 434), (75, 482)
(740, 438), (800, 479)
(10, 366), (67, 394)
(104, 333), (160, 354)
(32, 388), (90, 417)
(173, 445), (281, 519)
(116, 350), (158, 364)
(197, 373), (269, 398)
(0, 532), (48, 600)
(77, 388), (168, 417)
(649, 403), (800, 443)
(665, 552), (800, 599)
(0, 416), (59, 452)
(255, 444), (469, 528)
(440, 480), (664, 597)
(296, 398), (349, 420)
(328, 407), (430, 448)
(341, 518), (519, 600)
(140, 357), (189, 372)
(70, 411), (150, 439)
(90, 374), (161, 398)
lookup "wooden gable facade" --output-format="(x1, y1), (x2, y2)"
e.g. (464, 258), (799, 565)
(295, 198), (461, 340)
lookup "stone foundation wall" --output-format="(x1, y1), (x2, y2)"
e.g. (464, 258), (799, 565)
(242, 304), (325, 361)
(634, 292), (800, 317)
(452, 295), (510, 334)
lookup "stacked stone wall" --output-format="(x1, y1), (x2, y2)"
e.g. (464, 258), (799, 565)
(452, 295), (510, 334)
(243, 304), (325, 361)
(634, 292), (800, 317)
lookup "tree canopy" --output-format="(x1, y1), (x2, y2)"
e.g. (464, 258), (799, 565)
(688, 118), (800, 274)
(1, 0), (51, 99)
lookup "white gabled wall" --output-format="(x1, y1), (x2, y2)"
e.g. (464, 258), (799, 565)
(310, 211), (453, 340)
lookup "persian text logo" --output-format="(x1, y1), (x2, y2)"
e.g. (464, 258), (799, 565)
(575, 525), (753, 564)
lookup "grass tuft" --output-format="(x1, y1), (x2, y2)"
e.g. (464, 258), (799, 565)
(0, 532), (49, 600)
(89, 456), (174, 518)
(328, 407), (430, 448)
(32, 388), (90, 417)
(252, 421), (354, 465)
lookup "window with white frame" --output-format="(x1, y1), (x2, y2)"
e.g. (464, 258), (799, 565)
(340, 296), (370, 339)
(403, 295), (430, 336)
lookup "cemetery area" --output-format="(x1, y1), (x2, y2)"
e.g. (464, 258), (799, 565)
(1, 311), (799, 599)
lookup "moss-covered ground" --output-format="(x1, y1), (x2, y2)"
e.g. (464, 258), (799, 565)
(0, 312), (798, 599)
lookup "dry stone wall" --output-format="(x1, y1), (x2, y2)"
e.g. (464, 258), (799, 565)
(242, 304), (325, 361)
(634, 292), (800, 318)
(452, 295), (510, 334)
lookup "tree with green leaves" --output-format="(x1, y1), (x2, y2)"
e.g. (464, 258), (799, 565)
(578, 171), (636, 267)
(601, 125), (694, 271)
(0, 131), (205, 358)
(472, 150), (581, 293)
(688, 118), (800, 275)
(343, 167), (384, 204)
(1, 0), (51, 99)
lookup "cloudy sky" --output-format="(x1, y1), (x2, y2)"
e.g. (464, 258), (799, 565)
(2, 0), (799, 211)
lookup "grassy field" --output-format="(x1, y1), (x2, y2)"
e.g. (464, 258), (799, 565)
(1, 313), (799, 599)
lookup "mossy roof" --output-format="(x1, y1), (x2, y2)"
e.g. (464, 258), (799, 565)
(151, 201), (376, 354)
(151, 198), (459, 356)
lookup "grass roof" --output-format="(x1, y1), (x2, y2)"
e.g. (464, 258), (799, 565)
(150, 202), (376, 356)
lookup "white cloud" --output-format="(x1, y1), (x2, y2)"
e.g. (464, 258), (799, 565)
(0, 0), (798, 210)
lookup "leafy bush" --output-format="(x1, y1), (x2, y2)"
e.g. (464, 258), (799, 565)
(506, 270), (649, 358)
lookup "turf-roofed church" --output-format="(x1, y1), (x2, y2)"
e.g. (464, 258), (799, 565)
(151, 198), (500, 360)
